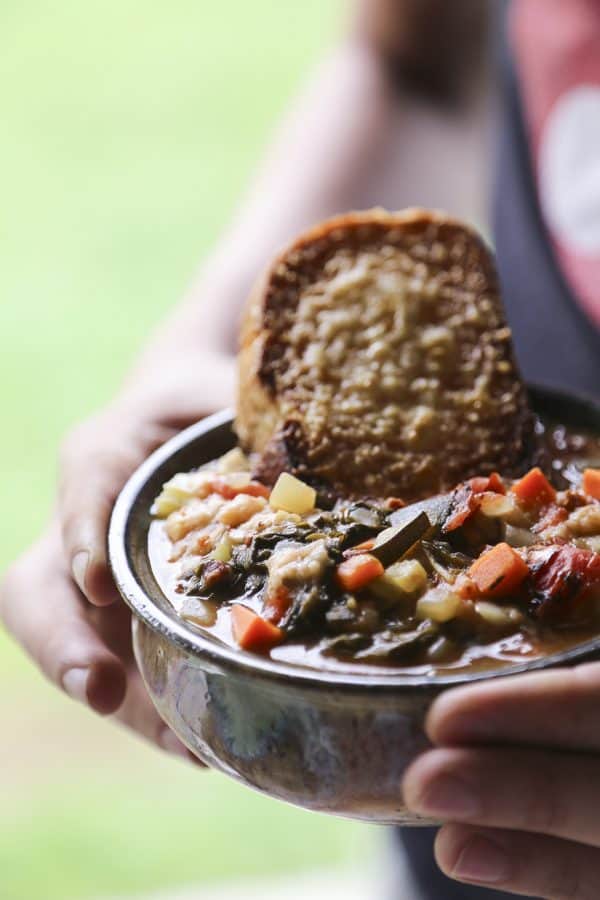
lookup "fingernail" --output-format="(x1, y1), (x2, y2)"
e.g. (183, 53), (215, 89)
(62, 667), (90, 704)
(71, 550), (89, 594)
(453, 835), (511, 884)
(413, 774), (480, 819)
(159, 726), (189, 759)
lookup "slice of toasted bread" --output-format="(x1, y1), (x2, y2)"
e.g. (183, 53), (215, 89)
(236, 208), (534, 502)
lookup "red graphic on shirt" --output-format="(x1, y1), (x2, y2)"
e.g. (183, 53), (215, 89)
(510, 0), (600, 329)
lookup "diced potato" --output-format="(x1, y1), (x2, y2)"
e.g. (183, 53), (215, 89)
(152, 472), (211, 518)
(269, 472), (316, 515)
(505, 524), (536, 547)
(216, 447), (251, 474)
(475, 601), (522, 627)
(416, 588), (464, 623)
(580, 535), (600, 553)
(211, 534), (232, 562)
(567, 504), (600, 537)
(479, 494), (516, 518)
(370, 560), (428, 604)
(179, 597), (217, 627)
(221, 471), (252, 491)
(385, 560), (428, 593)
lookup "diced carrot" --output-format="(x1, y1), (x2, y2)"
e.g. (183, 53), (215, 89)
(511, 467), (556, 507)
(336, 554), (385, 592)
(343, 538), (376, 558)
(583, 468), (600, 501)
(471, 476), (491, 494)
(468, 542), (530, 598)
(210, 478), (270, 500)
(231, 604), (283, 653)
(262, 586), (292, 624)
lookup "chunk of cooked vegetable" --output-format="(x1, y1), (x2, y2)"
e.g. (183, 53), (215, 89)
(511, 467), (556, 507)
(216, 447), (251, 474)
(479, 493), (516, 518)
(444, 475), (506, 532)
(528, 545), (600, 620)
(345, 538), (376, 556)
(468, 542), (529, 598)
(211, 535), (232, 563)
(370, 511), (431, 567)
(269, 473), (317, 515)
(231, 604), (284, 652)
(583, 468), (600, 500)
(336, 554), (385, 592)
(385, 559), (428, 593)
(218, 493), (267, 526)
(471, 473), (506, 495)
(416, 588), (464, 622)
(211, 476), (270, 500)
(152, 472), (211, 517)
(370, 559), (428, 603)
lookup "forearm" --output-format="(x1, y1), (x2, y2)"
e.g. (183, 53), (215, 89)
(120, 8), (489, 412)
(120, 39), (398, 396)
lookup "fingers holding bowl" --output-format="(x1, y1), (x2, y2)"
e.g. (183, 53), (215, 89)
(404, 746), (600, 847)
(426, 663), (600, 753)
(435, 824), (600, 899)
(0, 527), (127, 714)
(58, 414), (142, 607)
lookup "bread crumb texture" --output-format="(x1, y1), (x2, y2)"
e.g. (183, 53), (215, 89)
(236, 210), (533, 501)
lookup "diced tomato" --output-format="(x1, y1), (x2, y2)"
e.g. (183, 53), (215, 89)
(443, 474), (506, 533)
(583, 468), (600, 501)
(470, 477), (491, 494)
(385, 497), (407, 510)
(532, 504), (568, 534)
(240, 482), (271, 498)
(262, 585), (292, 624)
(336, 554), (384, 592)
(443, 483), (479, 532)
(210, 477), (270, 500)
(487, 472), (506, 495)
(343, 538), (376, 558)
(231, 604), (284, 653)
(528, 545), (600, 620)
(468, 542), (530, 598)
(511, 467), (556, 507)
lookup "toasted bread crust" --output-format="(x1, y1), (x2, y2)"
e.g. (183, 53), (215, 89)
(236, 209), (534, 502)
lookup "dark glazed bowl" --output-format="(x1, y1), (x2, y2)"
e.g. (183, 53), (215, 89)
(109, 387), (600, 824)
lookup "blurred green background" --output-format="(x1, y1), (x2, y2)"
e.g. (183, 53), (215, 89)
(0, 2), (373, 897)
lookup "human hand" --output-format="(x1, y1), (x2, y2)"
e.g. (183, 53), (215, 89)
(0, 350), (235, 754)
(403, 663), (600, 899)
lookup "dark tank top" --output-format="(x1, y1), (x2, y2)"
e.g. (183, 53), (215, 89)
(493, 12), (600, 401)
(393, 5), (598, 899)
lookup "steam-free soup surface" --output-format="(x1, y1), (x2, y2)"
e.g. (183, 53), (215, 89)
(149, 421), (600, 675)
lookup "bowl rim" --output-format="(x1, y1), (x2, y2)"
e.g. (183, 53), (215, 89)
(108, 386), (600, 693)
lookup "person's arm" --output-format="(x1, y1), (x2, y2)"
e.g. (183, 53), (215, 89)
(0, 2), (486, 751)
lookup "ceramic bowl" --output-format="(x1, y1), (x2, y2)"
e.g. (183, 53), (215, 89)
(109, 387), (600, 824)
